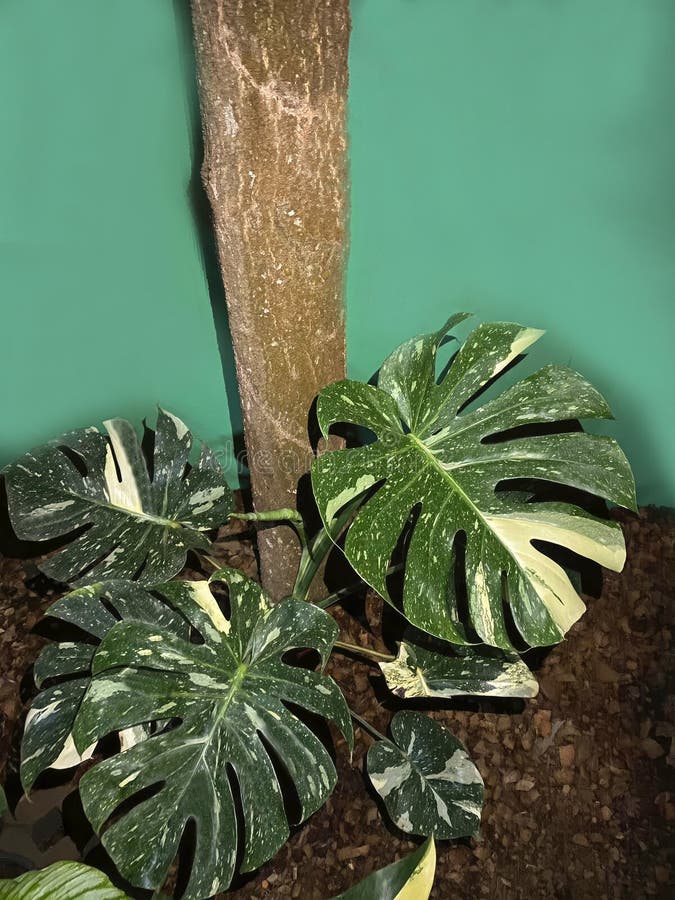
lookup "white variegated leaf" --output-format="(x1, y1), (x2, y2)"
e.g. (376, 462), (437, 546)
(71, 569), (353, 900)
(367, 711), (483, 840)
(4, 409), (232, 586)
(312, 316), (636, 648)
(380, 640), (538, 700)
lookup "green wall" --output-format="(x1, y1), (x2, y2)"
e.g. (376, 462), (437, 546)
(348, 0), (675, 506)
(0, 0), (238, 471)
(1, 1), (673, 505)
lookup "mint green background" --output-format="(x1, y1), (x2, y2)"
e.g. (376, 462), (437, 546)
(1, 1), (673, 505)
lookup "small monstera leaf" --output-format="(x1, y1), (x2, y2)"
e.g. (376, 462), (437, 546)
(69, 568), (352, 899)
(367, 711), (483, 839)
(312, 315), (636, 648)
(0, 862), (130, 900)
(4, 409), (232, 586)
(21, 580), (188, 791)
(380, 640), (538, 700)
(330, 836), (435, 900)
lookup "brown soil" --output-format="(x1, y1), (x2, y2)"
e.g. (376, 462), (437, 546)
(0, 508), (672, 899)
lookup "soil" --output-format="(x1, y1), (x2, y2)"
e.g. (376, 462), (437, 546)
(0, 507), (672, 899)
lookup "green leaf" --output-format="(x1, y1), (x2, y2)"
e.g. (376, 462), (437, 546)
(367, 711), (483, 839)
(0, 862), (129, 900)
(0, 786), (7, 817)
(329, 836), (435, 900)
(379, 640), (538, 700)
(21, 580), (188, 792)
(70, 568), (352, 899)
(4, 409), (232, 586)
(312, 317), (636, 648)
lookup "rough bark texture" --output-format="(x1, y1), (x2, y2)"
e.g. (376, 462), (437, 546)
(190, 1), (350, 599)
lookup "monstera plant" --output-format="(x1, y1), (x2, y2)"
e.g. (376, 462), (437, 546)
(0, 316), (635, 898)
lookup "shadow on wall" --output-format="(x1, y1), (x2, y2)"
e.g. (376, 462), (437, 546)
(172, 0), (249, 488)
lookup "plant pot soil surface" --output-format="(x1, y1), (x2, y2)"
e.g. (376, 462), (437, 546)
(0, 507), (672, 899)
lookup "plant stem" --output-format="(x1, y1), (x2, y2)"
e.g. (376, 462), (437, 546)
(230, 509), (307, 550)
(230, 508), (304, 525)
(292, 495), (364, 602)
(316, 562), (404, 610)
(315, 580), (360, 610)
(200, 554), (223, 572)
(349, 708), (388, 743)
(334, 640), (395, 663)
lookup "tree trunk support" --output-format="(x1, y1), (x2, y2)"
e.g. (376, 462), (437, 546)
(190, 0), (350, 598)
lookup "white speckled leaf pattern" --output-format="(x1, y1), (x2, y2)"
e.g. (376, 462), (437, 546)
(0, 862), (131, 900)
(21, 581), (187, 791)
(312, 317), (636, 648)
(3, 409), (232, 586)
(330, 836), (435, 900)
(367, 711), (484, 840)
(380, 641), (538, 700)
(70, 569), (352, 900)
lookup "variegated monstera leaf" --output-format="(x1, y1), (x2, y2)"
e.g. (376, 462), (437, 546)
(312, 315), (636, 648)
(21, 580), (188, 791)
(380, 639), (538, 701)
(66, 569), (352, 899)
(367, 711), (484, 839)
(4, 409), (232, 586)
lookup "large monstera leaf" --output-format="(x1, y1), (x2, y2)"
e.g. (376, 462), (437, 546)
(4, 409), (232, 586)
(312, 315), (636, 648)
(68, 569), (352, 899)
(21, 580), (188, 791)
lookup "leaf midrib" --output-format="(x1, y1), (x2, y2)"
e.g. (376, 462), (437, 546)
(408, 432), (575, 641)
(385, 742), (462, 825)
(105, 661), (250, 844)
(64, 488), (186, 530)
(407, 432), (530, 639)
(407, 433), (489, 533)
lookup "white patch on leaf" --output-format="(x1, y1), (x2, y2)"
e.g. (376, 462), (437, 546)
(490, 327), (544, 379)
(162, 410), (189, 440)
(397, 810), (413, 831)
(189, 672), (224, 688)
(484, 510), (624, 636)
(119, 770), (141, 788)
(428, 749), (483, 785)
(370, 759), (412, 798)
(453, 799), (482, 820)
(119, 726), (148, 752)
(103, 424), (144, 513)
(31, 500), (76, 515)
(88, 681), (132, 701)
(50, 732), (96, 770)
(189, 486), (226, 515)
(325, 474), (377, 524)
(190, 581), (231, 636)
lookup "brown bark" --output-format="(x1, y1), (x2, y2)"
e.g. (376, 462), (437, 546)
(190, 1), (350, 598)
